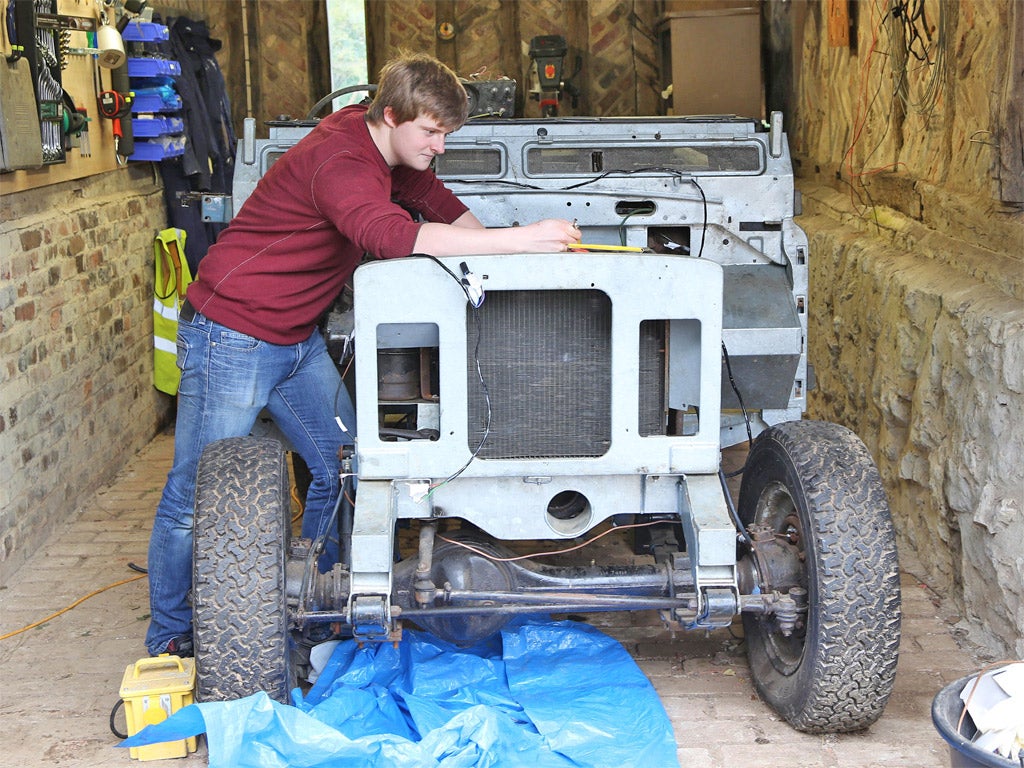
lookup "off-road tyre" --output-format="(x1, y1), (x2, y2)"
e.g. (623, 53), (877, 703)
(193, 436), (295, 703)
(738, 420), (901, 733)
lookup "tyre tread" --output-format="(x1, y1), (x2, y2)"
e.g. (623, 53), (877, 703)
(741, 420), (902, 733)
(192, 436), (293, 703)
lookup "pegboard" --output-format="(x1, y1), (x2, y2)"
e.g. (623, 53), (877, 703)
(1, 0), (121, 194)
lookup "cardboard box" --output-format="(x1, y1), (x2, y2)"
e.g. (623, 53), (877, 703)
(659, 4), (764, 119)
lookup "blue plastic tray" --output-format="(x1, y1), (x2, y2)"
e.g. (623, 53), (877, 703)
(131, 87), (182, 113)
(128, 136), (187, 162)
(121, 22), (169, 42)
(132, 116), (185, 137)
(127, 58), (181, 78)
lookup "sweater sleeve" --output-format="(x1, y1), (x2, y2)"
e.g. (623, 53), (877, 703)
(391, 165), (469, 223)
(309, 151), (426, 259)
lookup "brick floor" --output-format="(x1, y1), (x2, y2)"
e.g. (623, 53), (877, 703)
(0, 431), (984, 766)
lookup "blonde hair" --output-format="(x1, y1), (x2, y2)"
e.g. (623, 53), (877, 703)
(366, 52), (468, 129)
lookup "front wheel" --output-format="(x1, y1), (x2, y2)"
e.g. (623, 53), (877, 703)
(192, 436), (295, 703)
(738, 421), (901, 733)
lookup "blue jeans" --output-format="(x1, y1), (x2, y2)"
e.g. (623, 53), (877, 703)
(145, 309), (355, 655)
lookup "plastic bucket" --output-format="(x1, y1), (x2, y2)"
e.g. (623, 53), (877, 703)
(932, 673), (1020, 768)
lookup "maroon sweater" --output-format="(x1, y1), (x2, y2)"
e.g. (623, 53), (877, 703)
(186, 105), (468, 344)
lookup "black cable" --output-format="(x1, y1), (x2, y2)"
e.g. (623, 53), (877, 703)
(721, 341), (753, 448)
(414, 253), (476, 305)
(127, 562), (148, 574)
(901, 0), (933, 63)
(561, 168), (712, 259)
(688, 177), (707, 259)
(109, 698), (128, 739)
(309, 486), (343, 561)
(423, 314), (489, 494)
(720, 466), (753, 548)
(627, 3), (658, 44)
(723, 463), (747, 480)
(560, 168), (708, 258)
(560, 165), (692, 191)
(443, 178), (542, 190)
(408, 255), (492, 493)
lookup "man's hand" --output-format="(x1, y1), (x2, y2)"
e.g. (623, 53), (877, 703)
(511, 219), (581, 252)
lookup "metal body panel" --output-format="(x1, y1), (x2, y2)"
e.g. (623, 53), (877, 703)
(389, 473), (681, 540)
(354, 253), (725, 480)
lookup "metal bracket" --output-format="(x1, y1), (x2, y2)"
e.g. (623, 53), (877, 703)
(676, 476), (739, 628)
(175, 192), (232, 223)
(690, 586), (738, 629)
(769, 111), (784, 158)
(349, 594), (398, 642)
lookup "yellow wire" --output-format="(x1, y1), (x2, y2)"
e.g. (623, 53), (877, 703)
(0, 572), (148, 641)
(291, 481), (304, 524)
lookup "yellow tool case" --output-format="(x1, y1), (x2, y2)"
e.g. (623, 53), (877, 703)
(118, 655), (197, 761)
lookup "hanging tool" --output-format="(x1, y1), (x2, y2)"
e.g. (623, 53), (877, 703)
(2, 0), (24, 61)
(109, 58), (134, 157)
(76, 107), (91, 156)
(36, 37), (65, 162)
(98, 87), (132, 159)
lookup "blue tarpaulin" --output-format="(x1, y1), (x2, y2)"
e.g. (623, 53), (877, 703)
(121, 618), (679, 767)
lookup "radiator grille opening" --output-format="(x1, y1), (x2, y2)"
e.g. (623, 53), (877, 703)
(638, 320), (668, 436)
(468, 290), (612, 459)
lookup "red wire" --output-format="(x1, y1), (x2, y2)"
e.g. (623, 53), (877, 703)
(437, 519), (669, 563)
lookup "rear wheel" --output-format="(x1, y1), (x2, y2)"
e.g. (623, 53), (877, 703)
(192, 436), (295, 703)
(738, 420), (901, 732)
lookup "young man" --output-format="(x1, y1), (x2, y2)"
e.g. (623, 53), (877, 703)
(145, 53), (580, 656)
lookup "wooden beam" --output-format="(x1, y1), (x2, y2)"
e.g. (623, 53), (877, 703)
(364, 0), (389, 82)
(497, 0), (523, 116)
(435, 0), (457, 70)
(998, 0), (1024, 203)
(827, 0), (849, 48)
(307, 1), (333, 113)
(564, 0), (590, 115)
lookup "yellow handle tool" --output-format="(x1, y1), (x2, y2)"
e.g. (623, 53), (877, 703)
(569, 243), (645, 252)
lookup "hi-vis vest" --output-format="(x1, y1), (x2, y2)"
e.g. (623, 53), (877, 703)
(153, 228), (193, 395)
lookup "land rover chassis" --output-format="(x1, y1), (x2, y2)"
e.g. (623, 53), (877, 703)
(188, 101), (901, 734)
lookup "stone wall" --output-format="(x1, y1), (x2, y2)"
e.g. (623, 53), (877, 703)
(792, 0), (1023, 658)
(0, 168), (174, 584)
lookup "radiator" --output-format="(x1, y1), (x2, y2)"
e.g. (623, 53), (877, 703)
(467, 290), (667, 459)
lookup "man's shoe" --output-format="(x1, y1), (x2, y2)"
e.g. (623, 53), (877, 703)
(156, 634), (194, 657)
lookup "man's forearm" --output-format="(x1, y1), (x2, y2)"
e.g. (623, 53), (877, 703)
(412, 217), (579, 256)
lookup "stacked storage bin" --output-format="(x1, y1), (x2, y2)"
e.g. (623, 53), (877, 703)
(122, 21), (186, 161)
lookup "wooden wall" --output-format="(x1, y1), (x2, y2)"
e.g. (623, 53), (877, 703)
(160, 0), (665, 134)
(364, 0), (663, 119)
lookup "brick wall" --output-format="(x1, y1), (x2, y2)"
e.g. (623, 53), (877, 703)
(0, 167), (174, 583)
